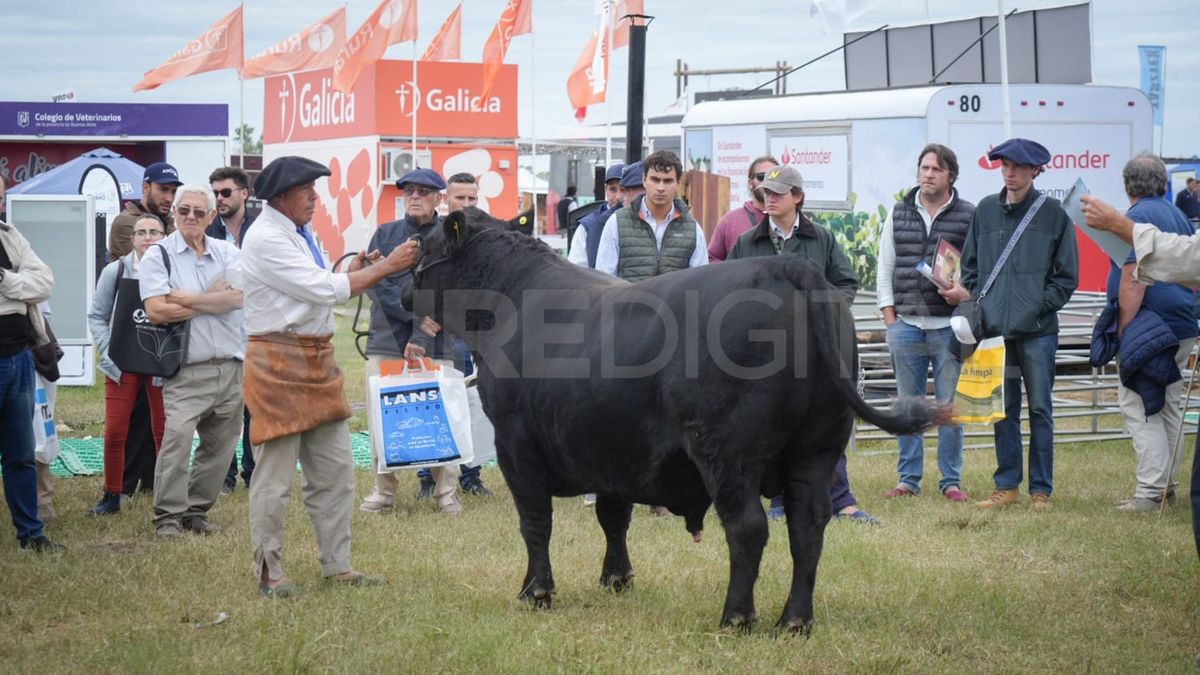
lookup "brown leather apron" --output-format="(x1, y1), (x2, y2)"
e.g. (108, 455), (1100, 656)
(242, 333), (352, 446)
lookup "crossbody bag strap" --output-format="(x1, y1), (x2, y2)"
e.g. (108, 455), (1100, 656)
(978, 193), (1047, 300)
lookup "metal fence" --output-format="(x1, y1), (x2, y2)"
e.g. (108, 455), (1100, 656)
(849, 291), (1199, 452)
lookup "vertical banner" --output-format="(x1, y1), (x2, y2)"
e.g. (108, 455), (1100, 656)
(1138, 45), (1165, 127)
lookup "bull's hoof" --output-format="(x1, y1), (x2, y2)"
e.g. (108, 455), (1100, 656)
(720, 612), (757, 634)
(777, 616), (815, 636)
(600, 570), (634, 592)
(519, 586), (554, 610)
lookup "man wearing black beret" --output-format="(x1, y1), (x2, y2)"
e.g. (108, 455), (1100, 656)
(944, 138), (1079, 511)
(239, 155), (419, 596)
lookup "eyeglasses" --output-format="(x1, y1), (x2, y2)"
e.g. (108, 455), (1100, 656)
(213, 188), (241, 198)
(403, 185), (436, 198)
(133, 228), (164, 237)
(175, 206), (208, 219)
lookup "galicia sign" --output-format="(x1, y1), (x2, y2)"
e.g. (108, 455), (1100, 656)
(263, 60), (517, 144)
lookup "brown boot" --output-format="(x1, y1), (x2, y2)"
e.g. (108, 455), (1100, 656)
(1031, 493), (1052, 511)
(975, 488), (1020, 509)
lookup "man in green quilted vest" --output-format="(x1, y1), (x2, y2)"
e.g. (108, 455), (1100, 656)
(594, 150), (708, 280)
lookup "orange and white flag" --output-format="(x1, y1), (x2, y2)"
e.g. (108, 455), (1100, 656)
(422, 4), (463, 62)
(480, 0), (533, 99)
(133, 7), (243, 92)
(612, 0), (645, 50)
(566, 0), (611, 121)
(332, 0), (418, 94)
(242, 7), (347, 79)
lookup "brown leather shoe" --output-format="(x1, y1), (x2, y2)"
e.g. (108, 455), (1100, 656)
(975, 488), (1020, 509)
(1030, 493), (1052, 511)
(182, 517), (222, 535)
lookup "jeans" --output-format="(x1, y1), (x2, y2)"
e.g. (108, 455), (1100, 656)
(993, 334), (1058, 496)
(1191, 431), (1199, 560)
(0, 350), (41, 541)
(886, 321), (964, 493)
(226, 406), (255, 487)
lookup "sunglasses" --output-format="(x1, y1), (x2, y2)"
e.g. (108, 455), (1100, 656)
(403, 185), (436, 198)
(213, 187), (242, 198)
(752, 172), (768, 182)
(175, 206), (208, 219)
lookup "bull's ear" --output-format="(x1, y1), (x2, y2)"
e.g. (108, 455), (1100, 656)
(443, 210), (468, 250)
(509, 208), (534, 236)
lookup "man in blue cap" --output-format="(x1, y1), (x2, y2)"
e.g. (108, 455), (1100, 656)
(945, 138), (1078, 511)
(108, 162), (183, 260)
(567, 164), (623, 267)
(359, 167), (465, 516)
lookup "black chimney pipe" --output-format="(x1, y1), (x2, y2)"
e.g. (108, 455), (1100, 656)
(624, 15), (651, 165)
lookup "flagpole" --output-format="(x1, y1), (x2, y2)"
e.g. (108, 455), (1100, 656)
(412, 42), (418, 160)
(997, 0), (1012, 139)
(605, 1), (613, 167)
(531, 21), (539, 238)
(238, 1), (245, 168)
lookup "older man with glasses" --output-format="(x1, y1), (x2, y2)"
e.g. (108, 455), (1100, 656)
(359, 168), (464, 516)
(139, 183), (246, 538)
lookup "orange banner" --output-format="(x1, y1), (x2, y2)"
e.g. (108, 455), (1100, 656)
(133, 7), (243, 92)
(242, 7), (347, 79)
(332, 0), (418, 94)
(566, 31), (607, 120)
(480, 0), (532, 99)
(422, 4), (462, 62)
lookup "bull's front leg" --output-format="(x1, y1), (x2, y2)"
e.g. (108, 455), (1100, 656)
(516, 496), (555, 609)
(595, 497), (634, 591)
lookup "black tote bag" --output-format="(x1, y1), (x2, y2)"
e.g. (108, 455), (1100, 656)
(108, 245), (189, 378)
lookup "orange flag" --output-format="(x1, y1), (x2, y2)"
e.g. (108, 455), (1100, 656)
(612, 0), (645, 50)
(133, 7), (243, 92)
(422, 4), (463, 62)
(332, 0), (418, 94)
(566, 31), (607, 121)
(480, 0), (533, 99)
(242, 7), (347, 79)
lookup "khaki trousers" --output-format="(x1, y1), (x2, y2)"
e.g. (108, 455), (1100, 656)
(365, 355), (458, 508)
(153, 361), (243, 526)
(1119, 340), (1194, 498)
(249, 419), (354, 580)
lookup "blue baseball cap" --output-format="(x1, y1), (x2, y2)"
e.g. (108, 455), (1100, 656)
(604, 164), (626, 182)
(987, 138), (1051, 167)
(396, 167), (446, 191)
(619, 162), (643, 188)
(143, 162), (182, 186)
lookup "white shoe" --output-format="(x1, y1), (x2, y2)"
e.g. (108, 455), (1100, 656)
(359, 493), (394, 513)
(583, 494), (597, 506)
(437, 497), (463, 515)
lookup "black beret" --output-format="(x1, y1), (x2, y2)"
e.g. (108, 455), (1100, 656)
(254, 156), (332, 201)
(987, 138), (1051, 167)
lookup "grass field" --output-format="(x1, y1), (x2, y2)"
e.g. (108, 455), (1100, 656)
(10, 315), (1200, 672)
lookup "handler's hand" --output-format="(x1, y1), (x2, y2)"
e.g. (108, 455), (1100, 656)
(1081, 195), (1135, 244)
(347, 250), (381, 273)
(937, 280), (971, 306)
(404, 341), (426, 361)
(383, 240), (420, 274)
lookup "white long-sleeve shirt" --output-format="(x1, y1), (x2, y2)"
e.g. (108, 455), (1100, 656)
(237, 204), (352, 336)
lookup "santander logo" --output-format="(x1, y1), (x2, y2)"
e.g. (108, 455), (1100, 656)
(979, 145), (1111, 171)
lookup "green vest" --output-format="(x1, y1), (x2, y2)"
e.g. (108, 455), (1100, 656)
(614, 196), (698, 282)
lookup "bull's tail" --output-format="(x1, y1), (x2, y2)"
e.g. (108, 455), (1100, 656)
(787, 258), (942, 437)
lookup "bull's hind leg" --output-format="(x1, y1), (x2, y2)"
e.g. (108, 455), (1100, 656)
(595, 497), (635, 591)
(778, 429), (846, 633)
(690, 445), (769, 631)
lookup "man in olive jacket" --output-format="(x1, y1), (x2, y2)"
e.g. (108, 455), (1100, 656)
(951, 138), (1078, 511)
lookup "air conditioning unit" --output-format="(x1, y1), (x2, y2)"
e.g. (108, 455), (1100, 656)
(381, 148), (432, 183)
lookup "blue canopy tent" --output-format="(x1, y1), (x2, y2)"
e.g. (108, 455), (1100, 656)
(8, 147), (146, 275)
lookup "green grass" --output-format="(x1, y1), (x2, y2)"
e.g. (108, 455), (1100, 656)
(20, 310), (1199, 672)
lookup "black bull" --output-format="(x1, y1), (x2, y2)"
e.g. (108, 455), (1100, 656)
(404, 207), (938, 632)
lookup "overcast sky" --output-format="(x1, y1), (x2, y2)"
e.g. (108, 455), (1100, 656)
(0, 0), (1196, 156)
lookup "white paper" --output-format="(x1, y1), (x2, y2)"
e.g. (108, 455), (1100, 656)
(1063, 178), (1133, 265)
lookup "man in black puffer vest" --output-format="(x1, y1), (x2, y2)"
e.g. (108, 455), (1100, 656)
(877, 144), (974, 503)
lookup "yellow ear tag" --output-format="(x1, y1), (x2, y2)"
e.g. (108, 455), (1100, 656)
(453, 221), (461, 241)
(519, 216), (528, 225)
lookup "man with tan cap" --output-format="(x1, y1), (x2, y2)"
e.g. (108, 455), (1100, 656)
(726, 164), (876, 524)
(240, 156), (419, 597)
